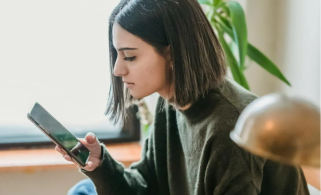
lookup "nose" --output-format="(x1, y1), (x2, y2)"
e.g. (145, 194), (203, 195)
(113, 58), (128, 77)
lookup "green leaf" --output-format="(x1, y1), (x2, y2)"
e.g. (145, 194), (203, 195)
(220, 5), (230, 17)
(229, 40), (239, 63)
(213, 0), (222, 6)
(217, 29), (250, 90)
(226, 1), (247, 69)
(216, 15), (232, 30)
(247, 44), (291, 86)
(198, 0), (212, 6)
(216, 19), (291, 86)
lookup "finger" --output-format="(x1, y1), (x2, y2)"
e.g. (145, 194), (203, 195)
(55, 146), (66, 155)
(81, 161), (94, 171)
(77, 134), (98, 146)
(87, 161), (93, 168)
(85, 132), (97, 144)
(63, 154), (72, 161)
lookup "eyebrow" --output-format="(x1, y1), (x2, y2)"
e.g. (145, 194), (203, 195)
(118, 47), (138, 51)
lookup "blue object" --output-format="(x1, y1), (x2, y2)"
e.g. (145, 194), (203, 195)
(67, 179), (97, 195)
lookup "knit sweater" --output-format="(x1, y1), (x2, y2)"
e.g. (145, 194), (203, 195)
(82, 78), (309, 195)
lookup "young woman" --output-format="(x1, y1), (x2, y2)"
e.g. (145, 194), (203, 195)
(56, 0), (309, 194)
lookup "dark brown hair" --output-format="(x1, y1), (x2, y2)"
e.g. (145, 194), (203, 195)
(106, 0), (226, 123)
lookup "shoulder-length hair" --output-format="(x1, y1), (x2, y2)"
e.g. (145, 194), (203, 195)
(106, 0), (226, 123)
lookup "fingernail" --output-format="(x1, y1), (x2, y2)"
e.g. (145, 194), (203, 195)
(89, 132), (95, 139)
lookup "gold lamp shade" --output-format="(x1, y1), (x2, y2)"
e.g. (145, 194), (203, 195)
(230, 94), (320, 167)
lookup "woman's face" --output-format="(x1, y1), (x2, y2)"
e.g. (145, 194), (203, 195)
(112, 22), (172, 99)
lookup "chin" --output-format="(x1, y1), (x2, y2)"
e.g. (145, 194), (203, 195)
(129, 90), (153, 99)
(131, 94), (144, 99)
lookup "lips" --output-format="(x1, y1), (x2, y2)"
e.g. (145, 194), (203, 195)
(123, 80), (134, 84)
(123, 81), (135, 88)
(124, 81), (135, 84)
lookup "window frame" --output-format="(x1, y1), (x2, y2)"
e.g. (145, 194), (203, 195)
(0, 105), (140, 150)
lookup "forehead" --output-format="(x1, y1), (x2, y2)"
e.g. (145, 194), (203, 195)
(112, 22), (144, 49)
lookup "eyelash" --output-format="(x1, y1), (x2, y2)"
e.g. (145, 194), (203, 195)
(124, 56), (136, 61)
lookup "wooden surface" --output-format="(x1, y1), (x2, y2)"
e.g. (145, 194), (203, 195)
(302, 166), (320, 190)
(0, 142), (319, 190)
(0, 142), (141, 173)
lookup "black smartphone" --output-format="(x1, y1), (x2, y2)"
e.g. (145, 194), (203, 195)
(27, 102), (90, 167)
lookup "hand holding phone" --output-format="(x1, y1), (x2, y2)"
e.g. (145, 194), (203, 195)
(27, 102), (102, 171)
(56, 132), (103, 172)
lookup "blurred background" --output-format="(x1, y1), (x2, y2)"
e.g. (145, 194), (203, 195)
(243, 0), (320, 107)
(0, 0), (319, 194)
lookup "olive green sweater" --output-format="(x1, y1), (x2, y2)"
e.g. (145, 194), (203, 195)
(82, 79), (309, 195)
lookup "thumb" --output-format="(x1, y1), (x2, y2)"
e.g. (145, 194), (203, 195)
(85, 132), (97, 144)
(77, 132), (101, 158)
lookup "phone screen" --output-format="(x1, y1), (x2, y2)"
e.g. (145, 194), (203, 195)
(27, 102), (90, 167)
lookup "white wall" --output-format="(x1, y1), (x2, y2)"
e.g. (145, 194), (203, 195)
(275, 0), (320, 106)
(244, 0), (280, 95)
(244, 0), (320, 107)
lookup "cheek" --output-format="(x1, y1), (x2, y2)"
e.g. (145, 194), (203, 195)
(145, 62), (166, 85)
(144, 55), (167, 87)
(131, 54), (167, 96)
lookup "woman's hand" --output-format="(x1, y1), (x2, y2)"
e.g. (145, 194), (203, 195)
(55, 132), (102, 172)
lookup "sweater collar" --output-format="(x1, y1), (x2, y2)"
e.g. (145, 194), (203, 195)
(177, 89), (219, 122)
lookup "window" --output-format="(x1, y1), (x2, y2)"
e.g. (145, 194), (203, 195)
(0, 0), (140, 149)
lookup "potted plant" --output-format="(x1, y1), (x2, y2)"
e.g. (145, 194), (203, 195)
(198, 0), (290, 89)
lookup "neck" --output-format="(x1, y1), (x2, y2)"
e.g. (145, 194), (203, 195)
(158, 83), (192, 110)
(159, 93), (192, 111)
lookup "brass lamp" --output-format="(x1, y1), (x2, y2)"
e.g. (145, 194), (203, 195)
(230, 94), (320, 167)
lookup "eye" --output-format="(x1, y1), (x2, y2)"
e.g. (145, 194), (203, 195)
(124, 56), (136, 62)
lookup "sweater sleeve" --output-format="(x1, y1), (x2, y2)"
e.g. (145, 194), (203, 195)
(81, 129), (159, 195)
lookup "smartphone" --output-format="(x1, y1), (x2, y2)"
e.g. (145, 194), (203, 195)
(27, 102), (90, 167)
